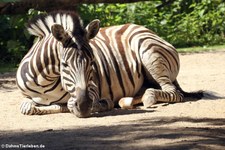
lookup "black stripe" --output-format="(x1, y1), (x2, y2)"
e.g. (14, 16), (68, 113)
(125, 25), (142, 78)
(142, 43), (179, 70)
(62, 76), (74, 84)
(44, 39), (50, 74)
(20, 62), (41, 94)
(116, 24), (136, 90)
(90, 40), (113, 100)
(44, 78), (61, 93)
(50, 92), (69, 104)
(129, 29), (152, 46)
(33, 40), (44, 82)
(92, 61), (101, 98)
(54, 42), (61, 76)
(68, 87), (76, 93)
(51, 39), (58, 75)
(52, 14), (56, 22)
(141, 36), (176, 53)
(25, 40), (43, 87)
(63, 69), (70, 75)
(100, 29), (127, 97)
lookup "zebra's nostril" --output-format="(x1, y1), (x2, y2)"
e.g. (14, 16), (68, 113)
(74, 101), (78, 107)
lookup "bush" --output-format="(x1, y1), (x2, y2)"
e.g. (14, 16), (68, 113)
(78, 0), (225, 47)
(0, 10), (42, 65)
(0, 1), (224, 65)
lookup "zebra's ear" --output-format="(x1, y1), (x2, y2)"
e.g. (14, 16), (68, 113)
(51, 24), (68, 42)
(85, 19), (100, 40)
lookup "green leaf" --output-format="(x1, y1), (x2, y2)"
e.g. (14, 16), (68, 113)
(199, 10), (205, 17)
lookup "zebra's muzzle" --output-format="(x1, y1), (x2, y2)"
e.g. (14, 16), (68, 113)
(67, 95), (92, 118)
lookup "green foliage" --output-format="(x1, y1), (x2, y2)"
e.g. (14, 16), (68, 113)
(164, 0), (225, 47)
(78, 0), (225, 47)
(79, 4), (129, 26)
(0, 9), (43, 65)
(0, 1), (225, 66)
(0, 15), (27, 65)
(0, 63), (17, 73)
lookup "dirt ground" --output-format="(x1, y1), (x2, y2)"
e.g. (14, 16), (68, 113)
(0, 51), (225, 150)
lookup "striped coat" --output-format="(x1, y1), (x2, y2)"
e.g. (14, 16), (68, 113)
(89, 23), (179, 102)
(16, 11), (203, 117)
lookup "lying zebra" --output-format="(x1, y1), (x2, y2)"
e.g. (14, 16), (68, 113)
(16, 11), (203, 118)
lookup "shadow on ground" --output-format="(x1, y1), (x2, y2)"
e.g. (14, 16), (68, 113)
(1, 117), (225, 150)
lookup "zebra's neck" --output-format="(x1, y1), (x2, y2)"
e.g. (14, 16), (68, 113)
(27, 35), (62, 85)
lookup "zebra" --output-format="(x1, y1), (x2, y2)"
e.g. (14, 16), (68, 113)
(16, 11), (203, 118)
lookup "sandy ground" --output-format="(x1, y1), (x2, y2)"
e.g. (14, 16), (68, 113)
(0, 51), (225, 150)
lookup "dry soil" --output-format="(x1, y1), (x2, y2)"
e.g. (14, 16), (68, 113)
(0, 51), (225, 150)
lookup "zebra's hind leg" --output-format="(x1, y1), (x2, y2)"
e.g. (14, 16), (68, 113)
(20, 97), (69, 115)
(139, 45), (183, 108)
(118, 84), (183, 109)
(119, 83), (183, 109)
(141, 84), (183, 108)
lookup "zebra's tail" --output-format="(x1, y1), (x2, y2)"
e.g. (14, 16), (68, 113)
(173, 80), (204, 100)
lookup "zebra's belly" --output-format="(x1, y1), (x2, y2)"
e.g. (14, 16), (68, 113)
(99, 70), (144, 102)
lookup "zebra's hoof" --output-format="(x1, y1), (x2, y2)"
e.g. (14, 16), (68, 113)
(119, 97), (134, 109)
(143, 98), (156, 108)
(67, 98), (76, 114)
(20, 101), (35, 115)
(142, 94), (156, 108)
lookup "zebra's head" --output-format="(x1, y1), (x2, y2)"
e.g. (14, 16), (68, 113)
(51, 17), (100, 118)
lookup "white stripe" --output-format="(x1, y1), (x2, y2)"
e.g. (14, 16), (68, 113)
(66, 15), (74, 31)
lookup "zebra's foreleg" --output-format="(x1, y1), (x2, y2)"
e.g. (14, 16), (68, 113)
(20, 97), (69, 115)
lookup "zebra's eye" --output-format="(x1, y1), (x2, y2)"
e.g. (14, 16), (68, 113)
(62, 62), (68, 68)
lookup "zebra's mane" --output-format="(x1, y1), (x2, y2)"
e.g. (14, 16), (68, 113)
(27, 11), (84, 38)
